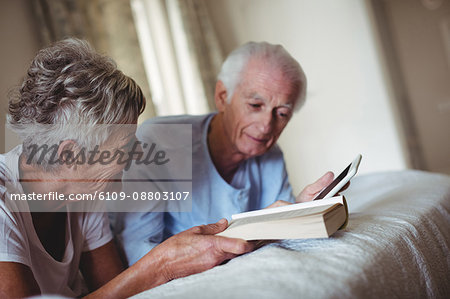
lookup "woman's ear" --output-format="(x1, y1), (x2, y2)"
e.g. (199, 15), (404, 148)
(214, 80), (228, 112)
(57, 140), (77, 169)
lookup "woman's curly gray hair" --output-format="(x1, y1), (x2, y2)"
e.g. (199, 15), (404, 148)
(7, 38), (145, 169)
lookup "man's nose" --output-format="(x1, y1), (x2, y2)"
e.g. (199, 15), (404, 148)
(257, 111), (274, 134)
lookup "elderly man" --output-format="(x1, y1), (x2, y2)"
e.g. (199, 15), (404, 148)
(114, 42), (334, 265)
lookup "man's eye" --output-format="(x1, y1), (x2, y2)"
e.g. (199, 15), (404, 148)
(277, 111), (290, 118)
(249, 103), (261, 109)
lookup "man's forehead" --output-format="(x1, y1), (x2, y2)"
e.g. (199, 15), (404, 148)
(243, 57), (281, 74)
(240, 67), (297, 97)
(241, 59), (292, 88)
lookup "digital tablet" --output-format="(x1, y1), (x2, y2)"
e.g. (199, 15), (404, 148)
(313, 154), (362, 200)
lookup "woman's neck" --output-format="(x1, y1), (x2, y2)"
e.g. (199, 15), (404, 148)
(19, 154), (68, 212)
(19, 154), (69, 261)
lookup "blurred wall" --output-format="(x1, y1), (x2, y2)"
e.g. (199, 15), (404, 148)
(374, 0), (450, 175)
(205, 0), (408, 193)
(0, 0), (41, 152)
(1, 0), (417, 194)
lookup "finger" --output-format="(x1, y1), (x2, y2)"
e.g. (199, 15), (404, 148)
(340, 181), (350, 191)
(265, 200), (292, 209)
(306, 171), (334, 194)
(194, 218), (229, 235)
(251, 240), (276, 250)
(214, 236), (255, 255)
(296, 172), (335, 202)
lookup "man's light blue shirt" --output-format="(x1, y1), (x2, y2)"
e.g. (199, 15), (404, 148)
(112, 113), (294, 265)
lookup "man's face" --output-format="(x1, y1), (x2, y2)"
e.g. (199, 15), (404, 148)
(216, 59), (299, 159)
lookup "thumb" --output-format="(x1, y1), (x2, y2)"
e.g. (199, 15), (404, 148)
(196, 218), (228, 235)
(308, 171), (334, 194)
(297, 172), (334, 202)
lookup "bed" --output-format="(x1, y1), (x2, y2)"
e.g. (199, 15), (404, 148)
(131, 170), (450, 299)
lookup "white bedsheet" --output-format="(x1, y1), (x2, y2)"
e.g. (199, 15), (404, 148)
(132, 170), (450, 299)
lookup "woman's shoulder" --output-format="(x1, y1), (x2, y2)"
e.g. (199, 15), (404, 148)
(0, 157), (10, 203)
(0, 146), (22, 189)
(0, 149), (22, 206)
(0, 159), (31, 266)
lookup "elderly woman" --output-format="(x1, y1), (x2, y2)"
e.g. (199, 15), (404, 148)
(0, 39), (252, 298)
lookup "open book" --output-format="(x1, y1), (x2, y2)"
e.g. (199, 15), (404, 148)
(217, 196), (348, 240)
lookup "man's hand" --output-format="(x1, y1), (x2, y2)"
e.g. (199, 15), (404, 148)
(265, 172), (335, 209)
(135, 219), (253, 283)
(296, 172), (335, 202)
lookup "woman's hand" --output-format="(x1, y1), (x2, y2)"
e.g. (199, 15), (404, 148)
(147, 218), (254, 281)
(0, 262), (40, 298)
(85, 219), (254, 298)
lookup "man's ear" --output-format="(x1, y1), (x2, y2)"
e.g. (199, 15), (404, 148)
(214, 80), (228, 112)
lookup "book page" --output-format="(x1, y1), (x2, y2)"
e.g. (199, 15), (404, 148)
(232, 196), (344, 220)
(227, 203), (341, 229)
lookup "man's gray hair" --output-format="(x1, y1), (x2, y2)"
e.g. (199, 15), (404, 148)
(7, 38), (145, 170)
(217, 41), (307, 110)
